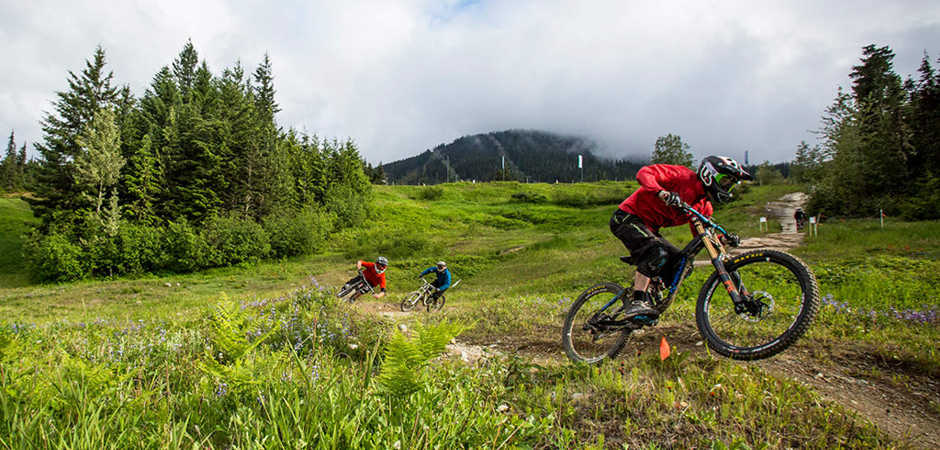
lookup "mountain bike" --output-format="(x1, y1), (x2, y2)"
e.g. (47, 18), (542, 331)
(562, 200), (820, 364)
(336, 270), (375, 302)
(400, 278), (461, 312)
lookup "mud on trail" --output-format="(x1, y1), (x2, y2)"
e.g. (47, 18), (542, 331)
(342, 192), (940, 448)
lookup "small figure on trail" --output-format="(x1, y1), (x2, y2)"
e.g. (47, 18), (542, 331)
(611, 156), (752, 320)
(342, 256), (388, 300)
(418, 261), (451, 303)
(794, 207), (807, 231)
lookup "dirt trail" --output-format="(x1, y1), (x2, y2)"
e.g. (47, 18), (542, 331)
(692, 191), (807, 267)
(737, 191), (808, 251)
(344, 192), (940, 448)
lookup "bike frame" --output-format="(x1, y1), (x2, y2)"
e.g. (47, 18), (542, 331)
(597, 201), (745, 322)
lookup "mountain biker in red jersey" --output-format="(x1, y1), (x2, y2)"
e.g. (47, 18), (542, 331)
(611, 156), (753, 320)
(343, 256), (388, 299)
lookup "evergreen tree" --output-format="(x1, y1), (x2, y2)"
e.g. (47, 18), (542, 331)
(34, 46), (121, 223)
(74, 108), (125, 214)
(909, 53), (940, 177)
(123, 133), (162, 224)
(173, 40), (199, 100)
(651, 134), (694, 167)
(790, 141), (823, 183)
(253, 53), (280, 124)
(1, 130), (16, 190)
(17, 141), (28, 189)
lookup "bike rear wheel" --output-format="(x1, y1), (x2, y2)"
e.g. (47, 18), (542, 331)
(401, 291), (422, 312)
(427, 294), (445, 312)
(695, 250), (819, 360)
(562, 282), (631, 364)
(336, 281), (359, 299)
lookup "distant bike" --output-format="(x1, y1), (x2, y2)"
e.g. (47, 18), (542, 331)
(562, 200), (820, 364)
(401, 278), (461, 312)
(336, 270), (374, 303)
(796, 217), (808, 232)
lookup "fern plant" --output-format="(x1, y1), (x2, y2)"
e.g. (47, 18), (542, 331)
(201, 299), (281, 395)
(374, 321), (468, 397)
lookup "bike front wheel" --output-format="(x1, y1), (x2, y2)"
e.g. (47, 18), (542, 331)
(401, 291), (422, 312)
(562, 282), (631, 364)
(696, 250), (819, 360)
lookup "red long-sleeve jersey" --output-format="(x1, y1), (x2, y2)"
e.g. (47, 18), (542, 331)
(359, 261), (387, 290)
(618, 164), (712, 235)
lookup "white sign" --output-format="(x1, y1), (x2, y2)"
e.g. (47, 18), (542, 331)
(759, 217), (767, 223)
(809, 216), (816, 224)
(578, 154), (583, 168)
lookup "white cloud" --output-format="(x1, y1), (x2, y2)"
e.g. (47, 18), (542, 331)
(1, 0), (938, 164)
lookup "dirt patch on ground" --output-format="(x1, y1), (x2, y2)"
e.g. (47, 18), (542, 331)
(758, 348), (940, 449)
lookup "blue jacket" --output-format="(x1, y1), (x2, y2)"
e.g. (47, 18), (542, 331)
(420, 267), (451, 291)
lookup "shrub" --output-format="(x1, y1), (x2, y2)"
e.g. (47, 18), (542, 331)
(551, 191), (621, 207)
(263, 207), (335, 258)
(164, 219), (211, 272)
(325, 184), (371, 230)
(416, 186), (444, 201)
(510, 191), (548, 203)
(118, 223), (166, 273)
(24, 231), (88, 282)
(344, 228), (433, 259)
(202, 214), (271, 267)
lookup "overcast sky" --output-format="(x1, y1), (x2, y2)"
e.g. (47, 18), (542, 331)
(2, 0), (938, 164)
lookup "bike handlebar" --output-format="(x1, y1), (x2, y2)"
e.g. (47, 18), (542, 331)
(672, 200), (736, 245)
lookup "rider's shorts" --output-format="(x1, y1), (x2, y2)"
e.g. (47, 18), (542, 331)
(610, 209), (678, 278)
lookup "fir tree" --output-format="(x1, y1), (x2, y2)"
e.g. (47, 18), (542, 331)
(253, 53), (280, 124)
(34, 46), (121, 223)
(1, 130), (16, 190)
(173, 40), (200, 100)
(123, 133), (162, 224)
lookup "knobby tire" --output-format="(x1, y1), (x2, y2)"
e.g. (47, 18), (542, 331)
(562, 282), (631, 364)
(695, 249), (819, 360)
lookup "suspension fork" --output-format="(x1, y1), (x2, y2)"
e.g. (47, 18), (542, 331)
(694, 220), (746, 305)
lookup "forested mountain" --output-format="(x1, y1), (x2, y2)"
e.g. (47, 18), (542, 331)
(382, 130), (644, 184)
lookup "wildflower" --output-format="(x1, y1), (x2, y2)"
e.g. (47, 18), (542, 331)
(215, 382), (229, 397)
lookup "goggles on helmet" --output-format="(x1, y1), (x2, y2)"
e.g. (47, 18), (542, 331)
(714, 173), (738, 192)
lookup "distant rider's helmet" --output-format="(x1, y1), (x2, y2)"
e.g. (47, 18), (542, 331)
(375, 256), (389, 274)
(698, 156), (753, 203)
(436, 261), (447, 271)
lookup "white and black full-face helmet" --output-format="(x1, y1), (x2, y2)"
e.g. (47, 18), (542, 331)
(375, 256), (388, 274)
(436, 261), (447, 271)
(698, 156), (753, 203)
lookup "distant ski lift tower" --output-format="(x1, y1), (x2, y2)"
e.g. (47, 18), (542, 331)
(578, 154), (583, 182)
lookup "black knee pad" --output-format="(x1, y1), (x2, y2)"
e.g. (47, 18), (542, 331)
(637, 245), (670, 278)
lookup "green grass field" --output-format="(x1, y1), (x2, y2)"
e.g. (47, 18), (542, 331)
(1, 183), (937, 448)
(0, 196), (38, 288)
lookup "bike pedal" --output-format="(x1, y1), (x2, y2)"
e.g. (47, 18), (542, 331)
(631, 315), (658, 326)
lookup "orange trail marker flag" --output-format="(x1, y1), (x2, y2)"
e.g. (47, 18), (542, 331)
(659, 336), (671, 361)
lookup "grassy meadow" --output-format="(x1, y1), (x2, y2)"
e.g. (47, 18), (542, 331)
(1, 182), (937, 448)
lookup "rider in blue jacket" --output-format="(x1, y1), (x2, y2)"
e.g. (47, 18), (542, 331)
(419, 261), (451, 302)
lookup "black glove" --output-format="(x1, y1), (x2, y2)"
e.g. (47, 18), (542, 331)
(661, 191), (682, 208)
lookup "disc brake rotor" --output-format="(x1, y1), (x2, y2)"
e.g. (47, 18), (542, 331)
(738, 290), (774, 322)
